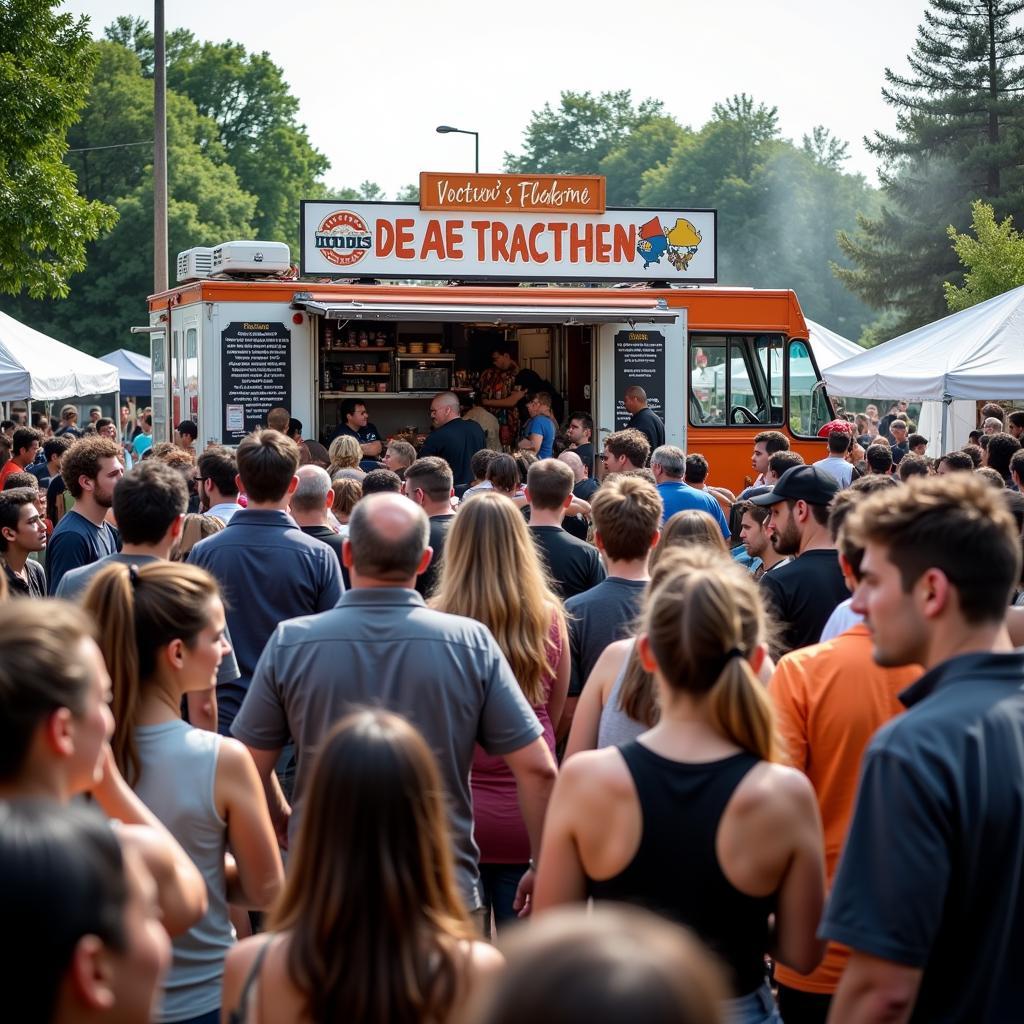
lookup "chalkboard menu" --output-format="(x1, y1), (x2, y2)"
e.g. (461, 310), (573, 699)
(221, 321), (292, 444)
(614, 329), (666, 430)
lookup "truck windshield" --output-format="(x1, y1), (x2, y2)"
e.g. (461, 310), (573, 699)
(788, 339), (832, 436)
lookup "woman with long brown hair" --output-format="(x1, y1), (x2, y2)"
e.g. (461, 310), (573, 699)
(431, 491), (569, 932)
(221, 710), (502, 1023)
(535, 556), (825, 1023)
(85, 562), (283, 1024)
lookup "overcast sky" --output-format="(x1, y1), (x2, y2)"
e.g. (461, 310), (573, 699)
(64, 0), (926, 198)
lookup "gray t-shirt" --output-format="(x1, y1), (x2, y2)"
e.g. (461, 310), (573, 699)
(55, 553), (240, 687)
(231, 587), (543, 909)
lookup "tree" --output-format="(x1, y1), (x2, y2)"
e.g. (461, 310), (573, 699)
(599, 116), (689, 205)
(835, 0), (1024, 334)
(0, 0), (117, 299)
(944, 199), (1024, 310)
(5, 41), (256, 355)
(505, 91), (666, 176)
(105, 19), (327, 248)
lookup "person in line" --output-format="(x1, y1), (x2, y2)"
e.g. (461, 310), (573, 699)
(55, 404), (84, 439)
(561, 475), (662, 739)
(889, 419), (911, 463)
(198, 447), (244, 524)
(86, 561), (283, 1024)
(864, 442), (894, 476)
(768, 486), (922, 1024)
(461, 447), (501, 499)
(432, 492), (569, 932)
(907, 432), (929, 456)
(1008, 410), (1024, 440)
(418, 391), (486, 488)
(518, 392), (557, 460)
(175, 420), (198, 455)
(650, 445), (730, 536)
(813, 429), (854, 488)
(936, 449), (974, 475)
(682, 452), (736, 510)
(327, 434), (364, 479)
(172, 515), (225, 564)
(535, 556), (826, 1023)
(289, 465), (344, 567)
(288, 418), (330, 469)
(265, 407), (290, 434)
(765, 449), (804, 484)
(361, 468), (402, 495)
(0, 486), (47, 597)
(558, 448), (598, 502)
(897, 453), (930, 481)
(382, 438), (417, 479)
(981, 414), (1005, 436)
(30, 433), (72, 488)
(599, 428), (650, 478)
(485, 452), (524, 502)
(132, 414), (154, 458)
(525, 459), (605, 600)
(46, 435), (124, 595)
(223, 710), (503, 1023)
(328, 398), (383, 470)
(565, 411), (596, 477)
(0, 426), (41, 486)
(823, 474), (1024, 1021)
(470, 905), (725, 1024)
(230, 493), (557, 918)
(0, 600), (207, 938)
(623, 386), (665, 457)
(750, 430), (790, 487)
(653, 509), (728, 560)
(735, 499), (788, 580)
(403, 456), (456, 599)
(460, 391), (502, 452)
(751, 465), (848, 654)
(1, 799), (173, 1024)
(188, 430), (343, 735)
(986, 431), (1021, 486)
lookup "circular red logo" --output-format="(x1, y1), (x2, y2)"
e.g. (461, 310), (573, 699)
(314, 210), (372, 267)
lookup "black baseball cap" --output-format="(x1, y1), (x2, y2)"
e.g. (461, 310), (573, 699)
(750, 464), (840, 507)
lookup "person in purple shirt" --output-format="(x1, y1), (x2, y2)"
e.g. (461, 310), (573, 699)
(188, 429), (342, 734)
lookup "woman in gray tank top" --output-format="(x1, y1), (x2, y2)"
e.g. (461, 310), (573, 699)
(86, 562), (283, 1024)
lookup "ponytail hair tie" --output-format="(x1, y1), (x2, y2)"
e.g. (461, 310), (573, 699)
(128, 564), (141, 588)
(724, 647), (744, 661)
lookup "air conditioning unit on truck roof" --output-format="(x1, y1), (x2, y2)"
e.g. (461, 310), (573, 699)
(176, 240), (291, 283)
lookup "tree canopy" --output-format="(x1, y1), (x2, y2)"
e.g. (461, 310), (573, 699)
(0, 0), (117, 300)
(835, 0), (1024, 336)
(945, 199), (1024, 311)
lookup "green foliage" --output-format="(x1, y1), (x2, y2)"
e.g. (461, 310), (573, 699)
(836, 0), (1024, 333)
(505, 90), (667, 183)
(5, 41), (256, 355)
(945, 199), (1024, 310)
(104, 18), (328, 248)
(0, 0), (118, 299)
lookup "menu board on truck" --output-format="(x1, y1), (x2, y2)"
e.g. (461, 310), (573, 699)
(220, 321), (292, 445)
(614, 330), (666, 431)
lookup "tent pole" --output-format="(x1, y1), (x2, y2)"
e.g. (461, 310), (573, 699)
(940, 394), (951, 453)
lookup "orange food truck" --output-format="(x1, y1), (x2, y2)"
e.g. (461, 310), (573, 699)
(146, 172), (831, 491)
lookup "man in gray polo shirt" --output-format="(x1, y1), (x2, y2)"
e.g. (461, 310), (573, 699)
(232, 492), (557, 913)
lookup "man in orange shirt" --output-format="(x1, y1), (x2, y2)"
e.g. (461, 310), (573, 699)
(769, 480), (922, 1024)
(0, 427), (41, 486)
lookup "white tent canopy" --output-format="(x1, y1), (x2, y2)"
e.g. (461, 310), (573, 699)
(806, 318), (863, 370)
(0, 309), (119, 401)
(821, 284), (1024, 401)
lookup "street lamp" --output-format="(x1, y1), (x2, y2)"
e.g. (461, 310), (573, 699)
(436, 125), (479, 173)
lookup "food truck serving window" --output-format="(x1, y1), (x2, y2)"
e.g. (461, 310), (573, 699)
(689, 334), (784, 427)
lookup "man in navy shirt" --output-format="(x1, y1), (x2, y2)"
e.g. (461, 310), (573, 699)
(623, 385), (664, 458)
(189, 429), (343, 734)
(329, 398), (383, 471)
(417, 392), (485, 488)
(823, 474), (1024, 1022)
(46, 436), (123, 595)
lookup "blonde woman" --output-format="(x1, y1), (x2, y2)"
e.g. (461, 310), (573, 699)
(327, 435), (364, 478)
(535, 556), (825, 1023)
(431, 491), (569, 932)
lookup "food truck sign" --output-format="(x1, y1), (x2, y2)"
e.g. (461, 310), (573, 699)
(300, 199), (716, 283)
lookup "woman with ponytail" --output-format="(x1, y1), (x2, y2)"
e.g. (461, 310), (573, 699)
(534, 554), (825, 1023)
(84, 562), (283, 1024)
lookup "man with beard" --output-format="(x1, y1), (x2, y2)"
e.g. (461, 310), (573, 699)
(751, 464), (847, 653)
(46, 436), (123, 594)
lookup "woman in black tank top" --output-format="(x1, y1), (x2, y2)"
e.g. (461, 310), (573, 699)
(534, 548), (826, 1024)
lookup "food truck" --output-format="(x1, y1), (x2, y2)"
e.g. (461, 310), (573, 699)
(145, 172), (831, 490)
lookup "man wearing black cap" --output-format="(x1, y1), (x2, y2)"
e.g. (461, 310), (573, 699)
(751, 464), (849, 653)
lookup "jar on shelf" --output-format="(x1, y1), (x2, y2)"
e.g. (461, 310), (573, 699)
(377, 382), (388, 392)
(356, 380), (366, 393)
(358, 331), (369, 347)
(347, 330), (356, 345)
(322, 323), (335, 349)
(377, 361), (390, 373)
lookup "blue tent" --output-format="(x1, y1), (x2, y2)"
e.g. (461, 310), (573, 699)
(100, 349), (151, 395)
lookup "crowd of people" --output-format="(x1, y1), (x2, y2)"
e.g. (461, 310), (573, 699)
(2, 392), (1024, 1024)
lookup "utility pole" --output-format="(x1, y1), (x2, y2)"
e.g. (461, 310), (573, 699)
(153, 0), (168, 293)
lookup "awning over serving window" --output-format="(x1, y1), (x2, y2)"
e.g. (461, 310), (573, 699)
(292, 294), (678, 326)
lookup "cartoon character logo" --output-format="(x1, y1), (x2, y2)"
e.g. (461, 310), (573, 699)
(314, 210), (372, 267)
(636, 216), (702, 271)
